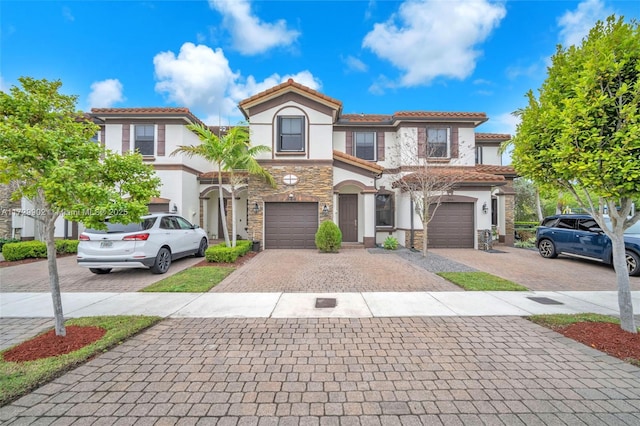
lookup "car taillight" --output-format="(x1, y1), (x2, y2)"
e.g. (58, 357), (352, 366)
(123, 233), (150, 241)
(79, 235), (90, 241)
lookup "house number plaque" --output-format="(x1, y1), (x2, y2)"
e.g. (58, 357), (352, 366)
(283, 174), (299, 186)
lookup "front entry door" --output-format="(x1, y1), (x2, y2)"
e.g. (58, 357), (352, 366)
(339, 194), (358, 242)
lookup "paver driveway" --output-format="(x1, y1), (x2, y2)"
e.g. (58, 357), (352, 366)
(2, 316), (640, 425)
(212, 249), (459, 293)
(432, 246), (640, 292)
(0, 256), (202, 293)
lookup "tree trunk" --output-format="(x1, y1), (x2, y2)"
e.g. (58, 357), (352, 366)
(611, 235), (637, 333)
(217, 167), (230, 247)
(422, 220), (429, 257)
(43, 215), (65, 336)
(535, 188), (544, 221)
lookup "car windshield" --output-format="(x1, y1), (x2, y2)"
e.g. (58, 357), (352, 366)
(85, 217), (156, 234)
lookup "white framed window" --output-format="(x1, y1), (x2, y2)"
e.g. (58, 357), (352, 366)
(278, 116), (305, 152)
(376, 193), (394, 227)
(90, 131), (100, 144)
(134, 124), (155, 156)
(354, 131), (376, 161)
(427, 127), (449, 158)
(475, 146), (483, 164)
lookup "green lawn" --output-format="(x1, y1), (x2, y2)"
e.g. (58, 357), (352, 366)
(0, 316), (161, 406)
(139, 266), (235, 292)
(527, 313), (623, 327)
(437, 271), (528, 291)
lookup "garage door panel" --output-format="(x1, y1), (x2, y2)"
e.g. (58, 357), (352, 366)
(265, 203), (318, 249)
(428, 203), (474, 248)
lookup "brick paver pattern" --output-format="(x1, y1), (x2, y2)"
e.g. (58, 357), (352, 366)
(0, 318), (52, 351)
(213, 250), (459, 293)
(2, 317), (639, 425)
(432, 247), (640, 292)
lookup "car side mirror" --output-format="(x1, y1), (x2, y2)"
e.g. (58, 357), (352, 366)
(192, 225), (199, 229)
(588, 227), (603, 233)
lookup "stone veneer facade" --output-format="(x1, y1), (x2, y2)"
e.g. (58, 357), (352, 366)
(247, 163), (334, 243)
(0, 184), (19, 239)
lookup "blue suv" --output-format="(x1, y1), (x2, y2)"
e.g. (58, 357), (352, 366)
(535, 214), (640, 276)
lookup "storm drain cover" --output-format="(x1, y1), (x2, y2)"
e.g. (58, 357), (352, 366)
(315, 298), (337, 308)
(527, 296), (564, 305)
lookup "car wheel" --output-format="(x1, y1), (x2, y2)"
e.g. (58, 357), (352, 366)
(538, 239), (558, 258)
(89, 268), (112, 274)
(626, 250), (640, 276)
(150, 247), (171, 274)
(195, 238), (208, 257)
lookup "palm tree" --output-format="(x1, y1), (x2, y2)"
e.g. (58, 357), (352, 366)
(223, 126), (276, 247)
(171, 123), (232, 246)
(172, 124), (276, 247)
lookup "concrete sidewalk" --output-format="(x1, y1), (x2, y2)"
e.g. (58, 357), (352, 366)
(2, 290), (638, 319)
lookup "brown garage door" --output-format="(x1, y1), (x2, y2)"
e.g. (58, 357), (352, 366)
(265, 202), (318, 249)
(428, 202), (474, 248)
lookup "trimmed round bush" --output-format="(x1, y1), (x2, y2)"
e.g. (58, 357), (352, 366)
(315, 220), (342, 253)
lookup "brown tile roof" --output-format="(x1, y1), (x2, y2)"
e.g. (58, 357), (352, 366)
(149, 197), (171, 204)
(475, 133), (512, 141)
(338, 111), (488, 126)
(394, 111), (487, 120)
(333, 150), (384, 173)
(91, 107), (206, 127)
(400, 166), (506, 185)
(199, 171), (249, 180)
(339, 114), (393, 123)
(238, 79), (343, 110)
(475, 164), (518, 177)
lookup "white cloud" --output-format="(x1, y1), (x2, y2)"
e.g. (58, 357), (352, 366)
(342, 55), (369, 73)
(558, 0), (611, 47)
(62, 6), (74, 22)
(87, 79), (124, 108)
(153, 42), (321, 124)
(362, 0), (506, 89)
(208, 0), (299, 55)
(0, 76), (8, 92)
(489, 111), (520, 136)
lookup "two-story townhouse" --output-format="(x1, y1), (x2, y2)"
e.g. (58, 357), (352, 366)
(4, 79), (516, 250)
(239, 79), (516, 250)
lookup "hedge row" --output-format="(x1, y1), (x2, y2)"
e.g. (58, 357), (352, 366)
(0, 238), (20, 251)
(205, 240), (252, 263)
(1, 240), (80, 261)
(515, 221), (539, 229)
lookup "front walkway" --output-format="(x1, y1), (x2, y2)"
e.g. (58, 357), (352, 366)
(2, 316), (640, 425)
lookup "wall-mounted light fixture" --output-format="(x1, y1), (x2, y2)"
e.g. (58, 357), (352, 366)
(171, 204), (178, 213)
(482, 202), (488, 214)
(253, 202), (260, 213)
(322, 204), (330, 216)
(288, 193), (294, 200)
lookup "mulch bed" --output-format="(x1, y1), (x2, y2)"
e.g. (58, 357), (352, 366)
(3, 326), (106, 362)
(553, 322), (640, 363)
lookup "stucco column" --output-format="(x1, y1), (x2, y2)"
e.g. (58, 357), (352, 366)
(362, 191), (376, 248)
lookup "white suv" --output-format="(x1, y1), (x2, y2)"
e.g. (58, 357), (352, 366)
(77, 213), (208, 274)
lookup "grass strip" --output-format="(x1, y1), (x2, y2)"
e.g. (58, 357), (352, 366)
(527, 313), (623, 327)
(139, 266), (235, 292)
(0, 315), (161, 406)
(437, 271), (528, 291)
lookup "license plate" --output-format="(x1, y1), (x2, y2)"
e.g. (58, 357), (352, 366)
(100, 241), (113, 248)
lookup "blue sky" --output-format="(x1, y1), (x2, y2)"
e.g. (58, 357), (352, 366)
(1, 0), (638, 136)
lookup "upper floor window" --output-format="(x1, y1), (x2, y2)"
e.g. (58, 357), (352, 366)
(278, 116), (305, 152)
(354, 131), (376, 161)
(90, 131), (100, 144)
(427, 127), (449, 158)
(475, 146), (483, 164)
(135, 125), (155, 156)
(376, 193), (394, 227)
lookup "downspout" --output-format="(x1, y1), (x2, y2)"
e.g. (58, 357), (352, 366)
(410, 197), (415, 250)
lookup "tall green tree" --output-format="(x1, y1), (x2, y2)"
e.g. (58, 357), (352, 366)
(511, 16), (640, 333)
(0, 77), (160, 336)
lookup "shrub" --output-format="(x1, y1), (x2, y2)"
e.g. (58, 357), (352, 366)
(1, 239), (79, 261)
(315, 220), (342, 253)
(383, 236), (399, 250)
(55, 239), (79, 254)
(2, 241), (47, 261)
(205, 240), (252, 263)
(0, 238), (20, 251)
